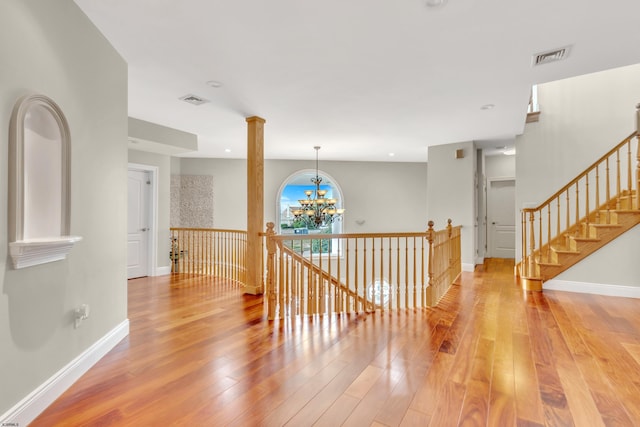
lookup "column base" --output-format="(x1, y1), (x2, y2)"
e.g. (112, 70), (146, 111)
(243, 285), (264, 295)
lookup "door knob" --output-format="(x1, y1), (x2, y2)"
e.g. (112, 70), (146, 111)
(140, 228), (148, 232)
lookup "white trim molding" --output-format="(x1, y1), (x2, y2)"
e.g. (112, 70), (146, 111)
(9, 236), (82, 269)
(462, 263), (475, 272)
(155, 266), (171, 276)
(544, 279), (640, 299)
(0, 320), (129, 426)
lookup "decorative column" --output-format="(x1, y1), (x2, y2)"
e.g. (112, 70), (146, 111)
(245, 116), (266, 295)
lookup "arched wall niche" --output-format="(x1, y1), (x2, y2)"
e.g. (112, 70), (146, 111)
(8, 93), (81, 269)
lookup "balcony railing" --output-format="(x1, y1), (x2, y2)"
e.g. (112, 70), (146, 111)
(170, 221), (461, 320)
(264, 220), (461, 320)
(170, 228), (247, 284)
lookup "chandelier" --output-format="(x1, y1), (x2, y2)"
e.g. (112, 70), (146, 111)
(292, 146), (344, 229)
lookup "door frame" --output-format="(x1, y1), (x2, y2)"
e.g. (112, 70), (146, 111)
(128, 163), (159, 276)
(486, 176), (516, 258)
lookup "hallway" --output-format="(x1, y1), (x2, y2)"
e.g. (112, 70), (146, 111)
(33, 259), (640, 426)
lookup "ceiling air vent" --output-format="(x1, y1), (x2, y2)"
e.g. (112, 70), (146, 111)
(179, 94), (209, 105)
(532, 46), (571, 66)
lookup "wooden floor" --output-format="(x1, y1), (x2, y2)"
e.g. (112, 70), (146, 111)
(33, 259), (640, 426)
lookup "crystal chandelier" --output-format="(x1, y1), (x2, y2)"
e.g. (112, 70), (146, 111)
(293, 146), (344, 229)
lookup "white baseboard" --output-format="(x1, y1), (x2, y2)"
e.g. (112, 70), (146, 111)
(462, 263), (475, 272)
(0, 319), (129, 426)
(154, 266), (171, 276)
(543, 280), (640, 299)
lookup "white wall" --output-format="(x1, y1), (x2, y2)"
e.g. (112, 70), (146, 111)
(0, 0), (128, 420)
(485, 154), (515, 179)
(178, 158), (429, 233)
(516, 63), (640, 287)
(128, 150), (172, 271)
(426, 141), (476, 270)
(177, 158), (247, 230)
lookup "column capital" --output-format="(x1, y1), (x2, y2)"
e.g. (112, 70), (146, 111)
(246, 116), (266, 124)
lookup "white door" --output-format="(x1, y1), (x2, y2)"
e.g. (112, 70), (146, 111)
(128, 170), (150, 278)
(487, 179), (516, 258)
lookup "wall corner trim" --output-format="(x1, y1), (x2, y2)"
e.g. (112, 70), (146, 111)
(543, 280), (640, 299)
(0, 320), (130, 426)
(462, 263), (475, 272)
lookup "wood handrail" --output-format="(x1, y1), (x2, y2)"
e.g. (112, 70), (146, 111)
(171, 227), (247, 234)
(523, 132), (637, 212)
(267, 231), (429, 240)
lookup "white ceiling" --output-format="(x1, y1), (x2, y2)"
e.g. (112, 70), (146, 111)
(74, 0), (640, 162)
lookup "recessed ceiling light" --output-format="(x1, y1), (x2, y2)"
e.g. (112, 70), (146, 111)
(425, 0), (447, 7)
(206, 80), (223, 88)
(480, 104), (495, 110)
(503, 148), (516, 156)
(224, 148), (231, 153)
(388, 152), (395, 157)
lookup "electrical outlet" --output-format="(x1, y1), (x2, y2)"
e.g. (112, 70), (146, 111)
(74, 304), (90, 328)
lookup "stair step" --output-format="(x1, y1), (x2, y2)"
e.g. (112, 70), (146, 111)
(551, 247), (580, 254)
(570, 237), (600, 243)
(537, 261), (562, 267)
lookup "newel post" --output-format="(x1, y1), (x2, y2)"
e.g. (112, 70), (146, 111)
(426, 220), (435, 306)
(265, 222), (277, 320)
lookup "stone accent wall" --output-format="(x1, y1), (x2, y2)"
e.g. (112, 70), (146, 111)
(170, 175), (214, 228)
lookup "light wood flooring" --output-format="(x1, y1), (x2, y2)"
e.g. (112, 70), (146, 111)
(32, 259), (640, 426)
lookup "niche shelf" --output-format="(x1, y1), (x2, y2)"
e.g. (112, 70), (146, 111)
(8, 93), (81, 269)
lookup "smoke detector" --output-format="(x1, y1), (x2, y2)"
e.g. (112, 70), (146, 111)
(179, 94), (209, 105)
(532, 46), (571, 66)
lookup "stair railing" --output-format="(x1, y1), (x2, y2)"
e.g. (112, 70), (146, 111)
(265, 220), (461, 320)
(520, 130), (639, 280)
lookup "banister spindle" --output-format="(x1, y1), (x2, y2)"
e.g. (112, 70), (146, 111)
(585, 173), (590, 230)
(627, 139), (632, 194)
(616, 149), (621, 209)
(637, 133), (640, 210)
(606, 157), (612, 223)
(528, 211), (536, 277)
(395, 236), (400, 310)
(265, 222), (276, 320)
(538, 210), (542, 262)
(412, 236), (417, 310)
(565, 189), (570, 246)
(522, 211), (527, 276)
(556, 196), (561, 242)
(405, 236), (409, 309)
(636, 102), (640, 210)
(575, 182), (580, 237)
(595, 165), (600, 224)
(547, 205), (551, 262)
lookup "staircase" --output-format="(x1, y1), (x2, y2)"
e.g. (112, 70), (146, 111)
(519, 131), (640, 289)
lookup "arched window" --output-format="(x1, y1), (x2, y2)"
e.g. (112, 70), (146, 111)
(277, 169), (345, 238)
